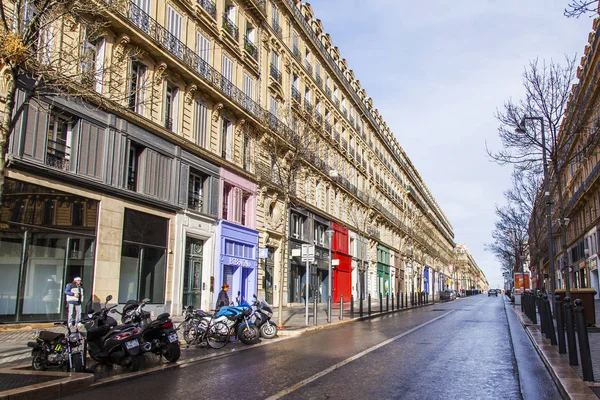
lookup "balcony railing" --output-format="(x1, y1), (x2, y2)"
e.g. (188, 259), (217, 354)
(197, 0), (217, 19)
(291, 86), (301, 102)
(324, 121), (332, 133)
(223, 13), (239, 41)
(349, 146), (355, 159)
(255, 0), (267, 15)
(305, 60), (313, 75)
(315, 110), (322, 123)
(341, 137), (347, 150)
(292, 46), (301, 62)
(46, 140), (70, 171)
(315, 74), (322, 87)
(333, 130), (340, 142)
(356, 153), (362, 165)
(272, 18), (282, 37)
(349, 115), (354, 126)
(188, 196), (204, 212)
(119, 1), (265, 122)
(165, 116), (173, 131)
(244, 36), (258, 61)
(304, 100), (312, 114)
(270, 63), (282, 84)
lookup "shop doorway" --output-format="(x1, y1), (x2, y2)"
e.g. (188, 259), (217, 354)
(183, 237), (203, 310)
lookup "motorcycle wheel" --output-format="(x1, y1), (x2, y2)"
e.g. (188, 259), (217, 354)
(123, 355), (141, 372)
(206, 321), (230, 349)
(70, 353), (84, 372)
(237, 323), (260, 345)
(162, 342), (180, 363)
(260, 322), (278, 339)
(31, 351), (47, 371)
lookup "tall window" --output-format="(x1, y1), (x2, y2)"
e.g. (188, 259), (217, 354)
(244, 74), (254, 100)
(128, 62), (147, 114)
(119, 209), (168, 304)
(166, 6), (183, 56)
(194, 100), (208, 147)
(188, 170), (208, 213)
(270, 96), (278, 118)
(242, 134), (251, 172)
(126, 142), (144, 191)
(132, 0), (151, 32)
(46, 111), (74, 170)
(164, 82), (178, 132)
(304, 174), (310, 202)
(197, 32), (210, 63)
(222, 55), (234, 95)
(291, 214), (304, 239)
(315, 180), (321, 207)
(241, 192), (250, 226)
(223, 183), (232, 219)
(221, 118), (232, 161)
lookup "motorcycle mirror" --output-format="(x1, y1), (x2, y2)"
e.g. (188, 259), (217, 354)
(106, 295), (113, 302)
(142, 298), (150, 303)
(253, 294), (257, 299)
(237, 290), (241, 296)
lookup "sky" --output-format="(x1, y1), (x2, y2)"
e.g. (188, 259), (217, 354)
(308, 0), (594, 289)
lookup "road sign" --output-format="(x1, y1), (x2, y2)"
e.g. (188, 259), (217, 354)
(301, 244), (315, 262)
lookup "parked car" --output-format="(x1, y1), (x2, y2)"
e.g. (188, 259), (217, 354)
(441, 290), (456, 301)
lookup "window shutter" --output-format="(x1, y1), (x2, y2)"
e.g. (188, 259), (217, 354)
(179, 163), (189, 207)
(209, 176), (219, 216)
(23, 104), (47, 162)
(197, 32), (210, 63)
(195, 100), (207, 147)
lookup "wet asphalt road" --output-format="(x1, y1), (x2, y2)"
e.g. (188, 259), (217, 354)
(64, 295), (562, 400)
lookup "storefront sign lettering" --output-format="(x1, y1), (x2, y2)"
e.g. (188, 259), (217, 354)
(229, 257), (252, 267)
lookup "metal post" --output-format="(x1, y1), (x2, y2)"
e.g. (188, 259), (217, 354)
(391, 293), (394, 311)
(340, 295), (343, 320)
(379, 293), (383, 313)
(360, 295), (364, 317)
(538, 295), (546, 336)
(305, 260), (309, 326)
(564, 297), (578, 366)
(368, 294), (372, 316)
(313, 294), (317, 326)
(544, 295), (557, 345)
(574, 299), (594, 381)
(401, 292), (404, 309)
(555, 295), (566, 354)
(351, 295), (354, 318)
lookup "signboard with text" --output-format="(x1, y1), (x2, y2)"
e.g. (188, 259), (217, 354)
(514, 272), (530, 294)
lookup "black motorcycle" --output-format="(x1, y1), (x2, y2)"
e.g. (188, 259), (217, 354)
(28, 321), (85, 372)
(117, 298), (180, 362)
(251, 295), (278, 339)
(82, 295), (143, 371)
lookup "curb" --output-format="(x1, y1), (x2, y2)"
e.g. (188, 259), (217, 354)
(0, 368), (94, 400)
(506, 299), (597, 400)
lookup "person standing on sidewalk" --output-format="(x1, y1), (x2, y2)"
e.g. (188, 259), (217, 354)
(65, 277), (84, 327)
(215, 284), (230, 311)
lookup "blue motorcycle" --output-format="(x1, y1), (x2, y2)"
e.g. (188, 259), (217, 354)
(215, 292), (260, 345)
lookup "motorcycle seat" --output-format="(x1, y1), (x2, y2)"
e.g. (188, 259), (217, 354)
(38, 331), (65, 341)
(103, 323), (137, 339)
(156, 313), (170, 320)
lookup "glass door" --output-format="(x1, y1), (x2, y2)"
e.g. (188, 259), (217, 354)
(183, 238), (203, 309)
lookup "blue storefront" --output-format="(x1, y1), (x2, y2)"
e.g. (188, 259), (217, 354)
(424, 267), (430, 295)
(214, 221), (259, 303)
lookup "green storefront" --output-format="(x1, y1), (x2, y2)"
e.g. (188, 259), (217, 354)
(377, 244), (391, 296)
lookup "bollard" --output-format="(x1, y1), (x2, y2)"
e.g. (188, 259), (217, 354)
(351, 295), (355, 319)
(564, 297), (579, 366)
(411, 292), (414, 307)
(340, 296), (344, 321)
(386, 293), (389, 312)
(379, 293), (383, 314)
(544, 295), (557, 345)
(397, 292), (400, 310)
(401, 292), (404, 309)
(574, 299), (594, 381)
(368, 294), (372, 316)
(313, 295), (318, 326)
(406, 292), (408, 308)
(538, 294), (546, 336)
(360, 295), (364, 318)
(391, 293), (394, 311)
(555, 295), (565, 354)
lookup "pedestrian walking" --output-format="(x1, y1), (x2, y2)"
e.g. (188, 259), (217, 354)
(65, 277), (84, 327)
(215, 284), (230, 311)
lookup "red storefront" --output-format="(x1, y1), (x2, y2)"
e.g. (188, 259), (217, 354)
(332, 223), (352, 303)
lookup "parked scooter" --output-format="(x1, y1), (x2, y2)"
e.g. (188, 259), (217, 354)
(215, 292), (260, 345)
(27, 321), (85, 372)
(82, 295), (143, 371)
(251, 294), (278, 339)
(116, 298), (180, 362)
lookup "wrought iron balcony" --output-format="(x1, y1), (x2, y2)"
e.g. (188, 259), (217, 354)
(291, 86), (301, 102)
(244, 36), (258, 61)
(292, 46), (301, 62)
(165, 116), (173, 131)
(223, 13), (239, 41)
(255, 0), (266, 15)
(305, 60), (313, 75)
(272, 18), (282, 38)
(304, 100), (312, 114)
(270, 63), (282, 84)
(197, 0), (217, 19)
(46, 140), (71, 171)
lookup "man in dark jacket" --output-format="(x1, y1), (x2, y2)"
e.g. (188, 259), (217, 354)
(215, 284), (230, 311)
(65, 277), (84, 327)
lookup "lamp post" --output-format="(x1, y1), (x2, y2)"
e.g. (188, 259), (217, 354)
(326, 229), (335, 323)
(515, 117), (557, 300)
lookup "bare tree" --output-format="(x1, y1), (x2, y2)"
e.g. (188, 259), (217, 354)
(0, 0), (144, 202)
(257, 106), (319, 327)
(564, 0), (598, 17)
(487, 55), (595, 296)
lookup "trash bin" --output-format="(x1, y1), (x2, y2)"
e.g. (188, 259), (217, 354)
(555, 288), (597, 326)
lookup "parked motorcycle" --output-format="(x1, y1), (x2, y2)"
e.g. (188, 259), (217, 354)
(82, 295), (143, 371)
(251, 294), (278, 339)
(178, 305), (230, 349)
(28, 321), (85, 372)
(117, 298), (180, 362)
(215, 292), (260, 345)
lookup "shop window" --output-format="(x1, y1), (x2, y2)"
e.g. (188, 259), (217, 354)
(119, 209), (168, 304)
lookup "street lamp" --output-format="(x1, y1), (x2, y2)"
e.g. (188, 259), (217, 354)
(325, 229), (335, 323)
(515, 116), (557, 300)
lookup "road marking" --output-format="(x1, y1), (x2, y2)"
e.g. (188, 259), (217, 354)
(265, 310), (454, 400)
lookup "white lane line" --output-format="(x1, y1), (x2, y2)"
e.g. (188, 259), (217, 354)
(265, 310), (454, 400)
